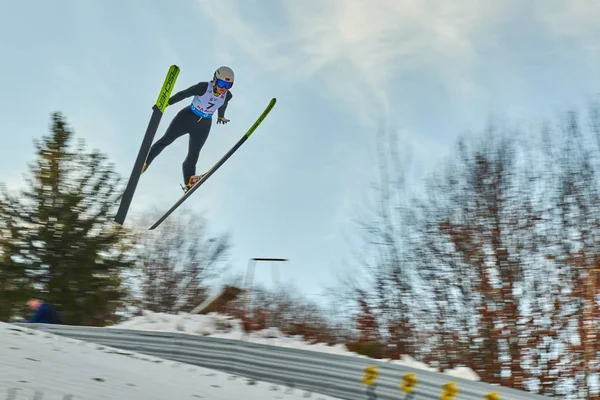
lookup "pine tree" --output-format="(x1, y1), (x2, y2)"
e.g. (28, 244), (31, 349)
(0, 226), (32, 321)
(0, 112), (135, 325)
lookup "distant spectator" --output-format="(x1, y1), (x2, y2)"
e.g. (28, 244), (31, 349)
(26, 298), (63, 324)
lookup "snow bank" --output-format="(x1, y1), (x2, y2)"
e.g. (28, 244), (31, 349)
(112, 311), (351, 355)
(111, 310), (481, 381)
(0, 322), (340, 400)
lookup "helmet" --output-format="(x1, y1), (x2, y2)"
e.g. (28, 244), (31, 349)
(213, 66), (234, 89)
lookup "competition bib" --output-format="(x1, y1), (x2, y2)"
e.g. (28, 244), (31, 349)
(190, 81), (227, 118)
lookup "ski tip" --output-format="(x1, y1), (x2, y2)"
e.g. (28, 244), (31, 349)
(266, 97), (276, 109)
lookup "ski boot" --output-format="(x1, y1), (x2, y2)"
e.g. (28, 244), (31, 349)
(181, 174), (205, 192)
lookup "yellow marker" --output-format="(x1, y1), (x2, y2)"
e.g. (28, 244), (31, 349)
(400, 372), (418, 393)
(484, 392), (501, 400)
(440, 381), (459, 400)
(361, 365), (379, 386)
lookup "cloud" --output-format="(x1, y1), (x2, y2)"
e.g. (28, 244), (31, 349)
(194, 0), (278, 65)
(194, 0), (515, 128)
(196, 0), (600, 122)
(536, 1), (600, 65)
(193, 0), (600, 213)
(538, 0), (600, 33)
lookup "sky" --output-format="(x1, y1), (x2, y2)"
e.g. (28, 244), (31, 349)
(1, 0), (599, 304)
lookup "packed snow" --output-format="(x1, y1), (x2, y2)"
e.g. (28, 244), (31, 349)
(111, 310), (481, 381)
(0, 322), (341, 400)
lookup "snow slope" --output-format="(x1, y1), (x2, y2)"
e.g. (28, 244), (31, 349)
(0, 322), (340, 400)
(111, 310), (481, 381)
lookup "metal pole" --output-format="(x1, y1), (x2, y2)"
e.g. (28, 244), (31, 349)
(243, 257), (288, 331)
(244, 257), (288, 291)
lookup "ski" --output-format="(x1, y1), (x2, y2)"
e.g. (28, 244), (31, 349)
(148, 97), (277, 230)
(114, 64), (180, 225)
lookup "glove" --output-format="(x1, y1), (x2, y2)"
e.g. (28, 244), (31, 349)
(217, 117), (230, 124)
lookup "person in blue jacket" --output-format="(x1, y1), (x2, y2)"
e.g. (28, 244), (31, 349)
(27, 298), (63, 324)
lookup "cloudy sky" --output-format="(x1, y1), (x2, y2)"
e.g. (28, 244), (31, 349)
(2, 0), (599, 301)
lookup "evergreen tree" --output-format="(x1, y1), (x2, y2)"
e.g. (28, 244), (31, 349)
(0, 112), (135, 325)
(0, 224), (32, 321)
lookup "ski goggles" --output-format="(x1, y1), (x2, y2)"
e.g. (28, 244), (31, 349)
(215, 79), (233, 89)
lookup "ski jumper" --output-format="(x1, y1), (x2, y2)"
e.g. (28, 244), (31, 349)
(144, 81), (233, 185)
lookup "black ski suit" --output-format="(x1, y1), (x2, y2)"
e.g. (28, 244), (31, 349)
(144, 82), (232, 185)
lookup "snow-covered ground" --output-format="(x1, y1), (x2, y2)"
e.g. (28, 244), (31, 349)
(0, 322), (340, 400)
(111, 310), (481, 381)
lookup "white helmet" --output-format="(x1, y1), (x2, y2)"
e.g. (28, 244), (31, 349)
(213, 66), (234, 88)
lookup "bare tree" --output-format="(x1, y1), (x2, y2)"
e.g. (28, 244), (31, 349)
(129, 208), (231, 313)
(345, 102), (600, 398)
(336, 124), (428, 360)
(533, 109), (600, 399)
(218, 281), (347, 344)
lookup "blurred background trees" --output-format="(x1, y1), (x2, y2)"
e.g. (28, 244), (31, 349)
(3, 102), (600, 398)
